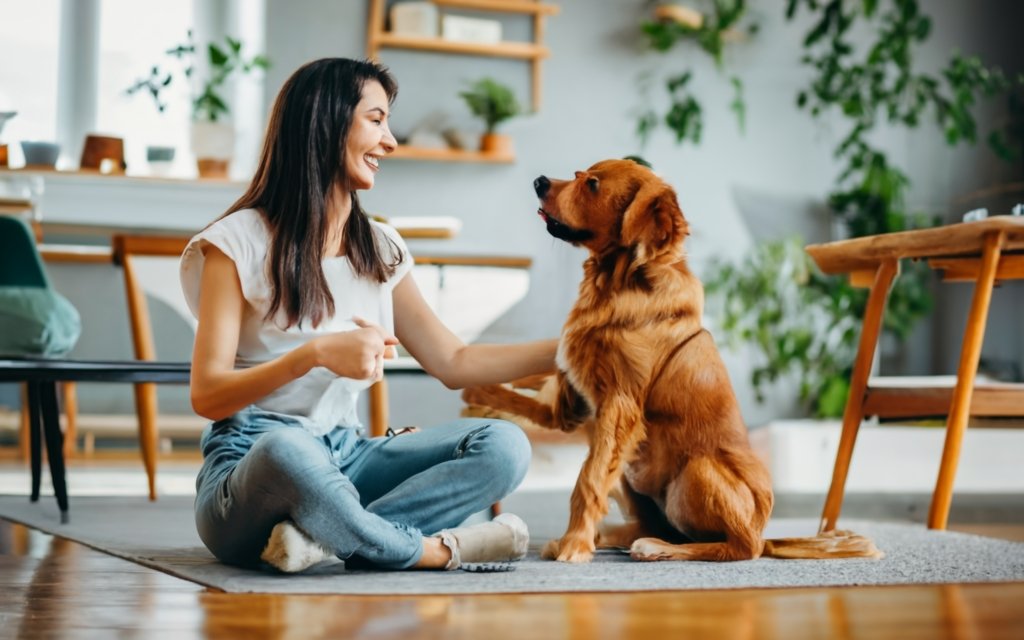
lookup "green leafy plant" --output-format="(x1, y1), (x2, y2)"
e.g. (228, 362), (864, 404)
(126, 30), (270, 122)
(636, 1), (754, 148)
(705, 238), (863, 417)
(459, 78), (521, 134)
(704, 0), (1023, 416)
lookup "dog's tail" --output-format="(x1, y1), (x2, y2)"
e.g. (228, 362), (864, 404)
(762, 529), (884, 560)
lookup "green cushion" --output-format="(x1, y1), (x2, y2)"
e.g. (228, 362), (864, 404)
(0, 286), (81, 357)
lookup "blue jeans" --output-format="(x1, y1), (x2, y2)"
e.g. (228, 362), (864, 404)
(193, 409), (531, 570)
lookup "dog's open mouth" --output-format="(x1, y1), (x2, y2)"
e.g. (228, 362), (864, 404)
(538, 207), (594, 244)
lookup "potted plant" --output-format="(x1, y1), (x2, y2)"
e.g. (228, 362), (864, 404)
(459, 77), (521, 156)
(127, 30), (269, 178)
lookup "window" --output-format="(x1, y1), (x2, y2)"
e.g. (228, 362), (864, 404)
(96, 0), (193, 174)
(0, 0), (61, 165)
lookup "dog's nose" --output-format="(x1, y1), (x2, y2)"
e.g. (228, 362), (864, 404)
(534, 176), (550, 198)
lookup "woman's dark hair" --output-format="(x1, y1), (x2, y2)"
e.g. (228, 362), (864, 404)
(224, 58), (403, 328)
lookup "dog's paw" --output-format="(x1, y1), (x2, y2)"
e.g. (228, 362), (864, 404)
(544, 535), (594, 563)
(629, 537), (673, 562)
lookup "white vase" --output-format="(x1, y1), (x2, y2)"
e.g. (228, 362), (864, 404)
(190, 120), (235, 178)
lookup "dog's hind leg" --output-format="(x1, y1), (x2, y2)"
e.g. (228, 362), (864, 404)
(629, 454), (770, 562)
(597, 477), (682, 550)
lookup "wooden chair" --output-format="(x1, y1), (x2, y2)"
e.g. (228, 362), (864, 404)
(0, 216), (82, 461)
(111, 234), (192, 500)
(805, 216), (1024, 532)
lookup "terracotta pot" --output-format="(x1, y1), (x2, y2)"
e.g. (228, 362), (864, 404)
(480, 132), (513, 157)
(196, 158), (230, 179)
(80, 134), (125, 173)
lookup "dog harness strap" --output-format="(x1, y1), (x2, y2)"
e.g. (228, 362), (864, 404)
(645, 328), (708, 402)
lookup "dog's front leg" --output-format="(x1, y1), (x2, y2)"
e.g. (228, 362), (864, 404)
(462, 370), (588, 431)
(544, 397), (644, 563)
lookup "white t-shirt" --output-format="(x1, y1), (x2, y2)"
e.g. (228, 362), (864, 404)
(179, 208), (412, 435)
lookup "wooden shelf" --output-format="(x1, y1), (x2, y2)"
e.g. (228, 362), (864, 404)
(864, 376), (1024, 419)
(389, 145), (514, 163)
(366, 0), (556, 112)
(374, 33), (548, 60)
(433, 0), (560, 16)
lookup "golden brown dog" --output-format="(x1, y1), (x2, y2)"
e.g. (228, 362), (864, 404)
(462, 159), (881, 563)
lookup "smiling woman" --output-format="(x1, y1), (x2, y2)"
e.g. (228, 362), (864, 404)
(179, 57), (558, 576)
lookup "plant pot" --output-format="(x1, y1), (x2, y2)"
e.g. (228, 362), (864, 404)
(146, 145), (176, 177)
(480, 132), (513, 157)
(20, 141), (60, 169)
(190, 120), (235, 178)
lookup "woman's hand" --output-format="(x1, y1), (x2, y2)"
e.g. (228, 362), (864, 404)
(312, 317), (399, 381)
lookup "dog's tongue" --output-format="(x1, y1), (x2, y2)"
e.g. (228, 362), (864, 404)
(537, 208), (550, 222)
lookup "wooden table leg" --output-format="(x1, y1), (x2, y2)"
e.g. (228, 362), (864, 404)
(26, 382), (43, 503)
(40, 382), (70, 523)
(62, 381), (78, 459)
(19, 384), (30, 462)
(369, 379), (389, 438)
(927, 231), (1005, 530)
(819, 258), (899, 533)
(134, 383), (159, 501)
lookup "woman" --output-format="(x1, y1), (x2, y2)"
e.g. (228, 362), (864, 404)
(180, 58), (556, 573)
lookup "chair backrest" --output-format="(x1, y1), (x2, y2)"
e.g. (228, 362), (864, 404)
(0, 215), (48, 288)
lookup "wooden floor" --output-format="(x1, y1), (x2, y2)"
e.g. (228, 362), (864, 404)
(0, 518), (1021, 639)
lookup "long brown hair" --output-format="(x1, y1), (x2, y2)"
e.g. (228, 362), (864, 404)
(225, 58), (403, 328)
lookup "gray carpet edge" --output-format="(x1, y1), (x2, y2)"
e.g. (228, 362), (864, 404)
(2, 494), (1023, 595)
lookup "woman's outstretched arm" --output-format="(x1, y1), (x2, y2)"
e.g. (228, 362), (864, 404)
(392, 272), (557, 390)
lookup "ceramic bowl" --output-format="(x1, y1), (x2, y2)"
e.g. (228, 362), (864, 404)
(20, 141), (60, 168)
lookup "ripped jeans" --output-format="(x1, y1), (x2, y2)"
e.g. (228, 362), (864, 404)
(193, 408), (531, 570)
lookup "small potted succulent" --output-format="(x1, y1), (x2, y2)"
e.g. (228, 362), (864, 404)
(459, 77), (521, 157)
(127, 30), (269, 178)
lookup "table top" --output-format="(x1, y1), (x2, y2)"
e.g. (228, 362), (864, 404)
(805, 216), (1024, 274)
(0, 357), (425, 383)
(0, 358), (191, 383)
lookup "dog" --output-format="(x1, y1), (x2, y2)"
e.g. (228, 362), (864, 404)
(462, 159), (881, 563)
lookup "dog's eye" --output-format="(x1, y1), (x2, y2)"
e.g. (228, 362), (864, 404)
(587, 177), (599, 193)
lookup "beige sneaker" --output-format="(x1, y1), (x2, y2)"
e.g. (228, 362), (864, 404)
(435, 513), (530, 571)
(260, 520), (333, 573)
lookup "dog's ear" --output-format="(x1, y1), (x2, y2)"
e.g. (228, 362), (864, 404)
(620, 182), (688, 258)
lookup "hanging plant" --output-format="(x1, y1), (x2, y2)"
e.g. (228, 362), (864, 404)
(635, 0), (755, 149)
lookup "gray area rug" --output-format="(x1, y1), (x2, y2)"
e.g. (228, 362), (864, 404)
(1, 494), (1023, 595)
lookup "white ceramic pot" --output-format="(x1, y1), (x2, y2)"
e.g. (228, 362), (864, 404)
(190, 120), (235, 161)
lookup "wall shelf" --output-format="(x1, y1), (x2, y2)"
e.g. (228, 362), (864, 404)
(389, 145), (514, 164)
(433, 0), (559, 15)
(367, 0), (559, 113)
(374, 33), (548, 60)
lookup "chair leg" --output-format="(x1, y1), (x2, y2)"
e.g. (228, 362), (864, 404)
(26, 382), (42, 502)
(134, 383), (160, 501)
(819, 259), (899, 534)
(40, 382), (69, 523)
(928, 231), (1005, 530)
(62, 381), (78, 459)
(369, 379), (389, 438)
